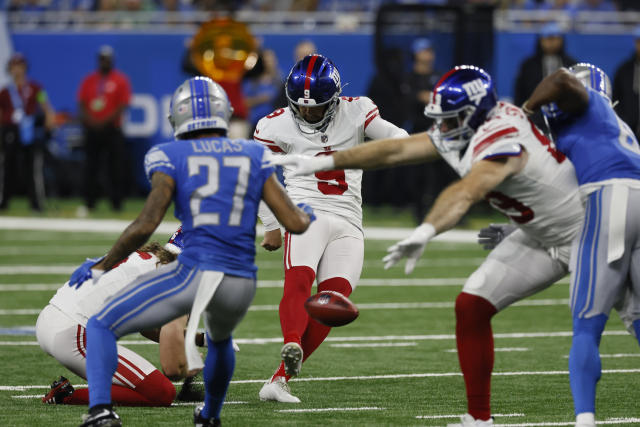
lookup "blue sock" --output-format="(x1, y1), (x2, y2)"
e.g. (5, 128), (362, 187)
(569, 314), (607, 415)
(633, 319), (640, 346)
(200, 335), (235, 421)
(86, 316), (118, 408)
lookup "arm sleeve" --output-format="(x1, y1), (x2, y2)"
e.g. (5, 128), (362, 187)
(258, 200), (281, 231)
(144, 146), (176, 182)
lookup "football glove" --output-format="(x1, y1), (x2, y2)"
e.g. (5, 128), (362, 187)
(477, 223), (517, 250)
(267, 154), (334, 177)
(68, 256), (105, 289)
(383, 223), (436, 275)
(296, 202), (317, 222)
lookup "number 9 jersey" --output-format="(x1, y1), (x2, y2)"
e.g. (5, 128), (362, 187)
(144, 138), (275, 278)
(254, 96), (408, 231)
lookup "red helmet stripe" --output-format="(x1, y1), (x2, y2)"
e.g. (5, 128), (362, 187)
(432, 67), (459, 103)
(304, 55), (319, 96)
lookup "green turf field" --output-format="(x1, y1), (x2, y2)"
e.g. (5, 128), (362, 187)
(1, 215), (639, 426)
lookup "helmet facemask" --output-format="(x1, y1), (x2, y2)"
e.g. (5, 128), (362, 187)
(286, 87), (341, 134)
(426, 104), (476, 152)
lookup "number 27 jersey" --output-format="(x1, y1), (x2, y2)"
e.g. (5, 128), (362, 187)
(144, 138), (275, 278)
(439, 102), (584, 248)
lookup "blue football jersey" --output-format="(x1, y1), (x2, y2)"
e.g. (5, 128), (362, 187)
(144, 138), (275, 278)
(552, 88), (640, 186)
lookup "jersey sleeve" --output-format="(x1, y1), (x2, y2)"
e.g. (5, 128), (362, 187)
(144, 145), (176, 182)
(253, 113), (288, 155)
(471, 123), (523, 162)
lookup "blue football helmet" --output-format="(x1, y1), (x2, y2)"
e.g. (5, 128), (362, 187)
(165, 226), (184, 254)
(542, 62), (612, 123)
(285, 54), (342, 133)
(168, 76), (233, 138)
(424, 65), (497, 152)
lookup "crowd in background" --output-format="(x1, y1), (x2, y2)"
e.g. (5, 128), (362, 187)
(2, 0), (639, 14)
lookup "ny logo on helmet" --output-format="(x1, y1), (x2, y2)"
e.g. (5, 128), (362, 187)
(462, 79), (487, 106)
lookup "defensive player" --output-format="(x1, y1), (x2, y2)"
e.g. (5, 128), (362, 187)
(270, 65), (588, 426)
(68, 76), (314, 427)
(254, 54), (408, 403)
(524, 63), (640, 427)
(36, 229), (208, 406)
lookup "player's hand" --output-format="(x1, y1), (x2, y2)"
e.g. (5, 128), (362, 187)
(266, 154), (334, 177)
(68, 256), (105, 289)
(296, 202), (316, 223)
(477, 223), (517, 250)
(383, 224), (436, 275)
(261, 228), (282, 251)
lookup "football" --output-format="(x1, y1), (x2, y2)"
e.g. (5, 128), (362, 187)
(304, 290), (359, 327)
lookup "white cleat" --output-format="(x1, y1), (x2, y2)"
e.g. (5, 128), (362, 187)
(575, 412), (596, 427)
(447, 413), (494, 427)
(258, 377), (301, 403)
(280, 342), (303, 377)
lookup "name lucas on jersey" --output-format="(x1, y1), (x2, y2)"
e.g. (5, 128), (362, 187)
(190, 139), (243, 154)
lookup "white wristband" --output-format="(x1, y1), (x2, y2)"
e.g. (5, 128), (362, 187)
(313, 155), (335, 172)
(415, 223), (436, 242)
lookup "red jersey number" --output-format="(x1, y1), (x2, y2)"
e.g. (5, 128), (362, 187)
(486, 191), (534, 224)
(315, 151), (348, 195)
(266, 108), (285, 119)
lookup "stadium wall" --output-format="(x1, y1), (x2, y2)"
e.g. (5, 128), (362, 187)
(10, 30), (635, 189)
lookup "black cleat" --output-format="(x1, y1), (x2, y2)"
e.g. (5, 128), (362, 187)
(176, 375), (205, 402)
(42, 376), (74, 404)
(79, 407), (122, 427)
(193, 405), (221, 427)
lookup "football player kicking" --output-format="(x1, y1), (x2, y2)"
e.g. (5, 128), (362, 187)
(270, 65), (591, 426)
(524, 63), (640, 427)
(68, 76), (314, 427)
(37, 228), (208, 406)
(254, 54), (408, 403)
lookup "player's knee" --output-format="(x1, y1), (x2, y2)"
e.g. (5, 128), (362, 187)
(318, 277), (352, 297)
(455, 292), (497, 322)
(138, 370), (176, 406)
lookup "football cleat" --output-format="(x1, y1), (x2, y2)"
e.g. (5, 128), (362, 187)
(258, 377), (301, 403)
(280, 342), (303, 377)
(79, 408), (121, 427)
(193, 405), (221, 427)
(176, 375), (205, 402)
(447, 413), (494, 427)
(42, 376), (74, 404)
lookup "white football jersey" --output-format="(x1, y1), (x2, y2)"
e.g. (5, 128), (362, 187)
(254, 96), (407, 230)
(438, 101), (584, 248)
(49, 251), (160, 325)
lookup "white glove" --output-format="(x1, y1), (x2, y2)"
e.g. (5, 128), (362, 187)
(266, 154), (335, 177)
(382, 223), (436, 275)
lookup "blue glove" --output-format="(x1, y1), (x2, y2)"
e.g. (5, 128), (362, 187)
(68, 256), (105, 289)
(296, 203), (316, 223)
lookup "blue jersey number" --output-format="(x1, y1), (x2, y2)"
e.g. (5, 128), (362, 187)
(616, 115), (640, 155)
(188, 155), (251, 227)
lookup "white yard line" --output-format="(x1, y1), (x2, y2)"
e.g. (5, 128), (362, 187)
(562, 353), (640, 359)
(0, 299), (571, 316)
(0, 330), (631, 345)
(416, 413), (524, 419)
(329, 342), (417, 348)
(276, 407), (385, 413)
(3, 368), (640, 391)
(493, 419), (640, 426)
(0, 216), (478, 242)
(444, 347), (529, 353)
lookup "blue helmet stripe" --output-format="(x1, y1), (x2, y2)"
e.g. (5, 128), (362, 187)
(189, 78), (197, 120)
(193, 78), (207, 119)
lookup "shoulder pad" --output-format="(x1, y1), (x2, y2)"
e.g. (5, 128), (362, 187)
(471, 124), (521, 161)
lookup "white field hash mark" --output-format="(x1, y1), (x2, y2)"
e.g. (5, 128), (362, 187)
(4, 368), (640, 391)
(493, 419), (640, 426)
(416, 413), (524, 419)
(276, 407), (385, 413)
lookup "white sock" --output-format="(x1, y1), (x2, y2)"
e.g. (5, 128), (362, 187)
(576, 412), (595, 426)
